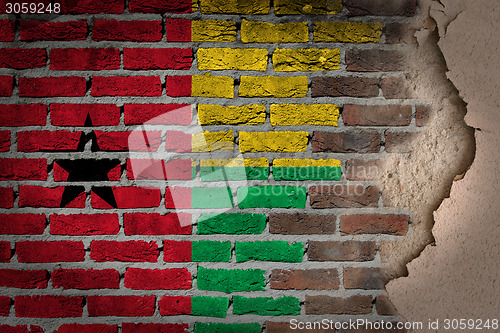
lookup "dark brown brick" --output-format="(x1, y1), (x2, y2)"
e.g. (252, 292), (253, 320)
(343, 105), (412, 126)
(312, 131), (381, 153)
(305, 295), (372, 315)
(346, 159), (381, 181)
(346, 49), (406, 72)
(376, 295), (399, 315)
(340, 214), (410, 235)
(310, 185), (379, 208)
(385, 23), (417, 44)
(381, 77), (414, 99)
(269, 213), (336, 234)
(270, 269), (339, 290)
(308, 241), (376, 261)
(416, 105), (431, 127)
(344, 267), (387, 289)
(385, 132), (418, 153)
(312, 77), (379, 98)
(345, 0), (417, 17)
(266, 322), (332, 333)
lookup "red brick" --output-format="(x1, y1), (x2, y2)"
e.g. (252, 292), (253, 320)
(0, 104), (47, 126)
(0, 296), (10, 316)
(50, 104), (120, 127)
(344, 267), (387, 289)
(310, 185), (379, 208)
(416, 105), (431, 127)
(166, 19), (191, 42)
(0, 214), (45, 235)
(20, 20), (87, 41)
(127, 158), (193, 180)
(305, 295), (372, 315)
(91, 76), (161, 97)
(16, 241), (84, 263)
(91, 187), (161, 208)
(270, 269), (339, 290)
(0, 48), (46, 69)
(130, 0), (192, 13)
(124, 48), (192, 70)
(346, 49), (406, 72)
(0, 187), (13, 208)
(124, 268), (191, 290)
(124, 213), (191, 235)
(340, 214), (410, 235)
(166, 75), (192, 97)
(90, 240), (159, 262)
(0, 325), (43, 333)
(19, 186), (85, 208)
(15, 295), (83, 318)
(19, 77), (86, 97)
(125, 104), (192, 125)
(17, 131), (82, 152)
(308, 241), (376, 261)
(0, 269), (48, 289)
(345, 0), (416, 16)
(312, 76), (379, 98)
(312, 131), (381, 153)
(159, 296), (191, 316)
(385, 131), (418, 153)
(0, 159), (47, 181)
(0, 241), (10, 262)
(50, 214), (119, 235)
(346, 159), (381, 181)
(55, 324), (118, 333)
(50, 48), (120, 70)
(60, 0), (124, 14)
(87, 295), (155, 317)
(52, 269), (119, 290)
(92, 19), (161, 42)
(269, 213), (336, 234)
(164, 240), (192, 262)
(376, 295), (399, 315)
(165, 131), (192, 152)
(165, 187), (192, 209)
(0, 20), (14, 41)
(122, 323), (188, 333)
(0, 75), (13, 96)
(343, 104), (412, 126)
(0, 131), (9, 152)
(94, 131), (161, 152)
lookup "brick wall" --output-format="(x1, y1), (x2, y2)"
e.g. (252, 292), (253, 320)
(0, 0), (424, 332)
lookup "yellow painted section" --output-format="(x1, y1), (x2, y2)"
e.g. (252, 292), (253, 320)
(197, 48), (268, 71)
(192, 20), (237, 42)
(192, 130), (234, 152)
(314, 22), (383, 43)
(239, 131), (308, 152)
(273, 158), (341, 167)
(192, 73), (234, 98)
(198, 104), (266, 125)
(274, 0), (342, 14)
(273, 48), (340, 71)
(239, 76), (308, 98)
(241, 19), (308, 43)
(201, 157), (268, 167)
(270, 103), (339, 126)
(199, 0), (270, 14)
(192, 0), (198, 11)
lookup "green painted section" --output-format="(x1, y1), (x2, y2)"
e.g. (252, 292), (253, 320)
(236, 241), (303, 263)
(192, 240), (231, 262)
(192, 166), (197, 179)
(200, 166), (269, 181)
(194, 323), (261, 333)
(237, 186), (306, 209)
(197, 213), (266, 235)
(273, 166), (341, 180)
(191, 187), (234, 208)
(197, 266), (265, 293)
(232, 296), (300, 316)
(192, 296), (229, 318)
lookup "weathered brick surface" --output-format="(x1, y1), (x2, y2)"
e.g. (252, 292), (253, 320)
(92, 20), (162, 42)
(308, 241), (377, 261)
(52, 269), (119, 290)
(312, 131), (381, 153)
(341, 214), (410, 235)
(344, 267), (387, 289)
(19, 77), (86, 97)
(270, 269), (339, 290)
(50, 48), (120, 70)
(385, 131), (418, 153)
(345, 0), (417, 16)
(0, 75), (13, 96)
(0, 48), (47, 69)
(305, 295), (373, 314)
(346, 49), (406, 72)
(21, 20), (87, 41)
(343, 104), (412, 126)
(242, 20), (308, 43)
(312, 76), (380, 97)
(269, 213), (336, 234)
(310, 185), (379, 208)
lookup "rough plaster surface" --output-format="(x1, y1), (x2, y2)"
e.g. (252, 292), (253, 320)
(387, 0), (500, 329)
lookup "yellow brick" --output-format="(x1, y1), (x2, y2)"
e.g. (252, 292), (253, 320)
(192, 130), (234, 152)
(241, 19), (308, 43)
(274, 0), (342, 14)
(197, 48), (268, 71)
(273, 158), (341, 167)
(192, 20), (237, 42)
(201, 157), (268, 167)
(239, 131), (308, 152)
(270, 103), (339, 126)
(192, 0), (199, 11)
(192, 73), (234, 98)
(273, 48), (340, 71)
(200, 0), (270, 14)
(198, 104), (266, 125)
(314, 22), (383, 43)
(239, 76), (308, 98)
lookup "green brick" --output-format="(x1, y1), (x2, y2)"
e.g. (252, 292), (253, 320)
(194, 323), (261, 333)
(197, 213), (266, 235)
(237, 186), (306, 209)
(274, 166), (342, 180)
(200, 166), (269, 181)
(192, 187), (233, 208)
(233, 296), (300, 316)
(197, 266), (265, 293)
(192, 241), (231, 262)
(192, 296), (229, 318)
(236, 241), (303, 263)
